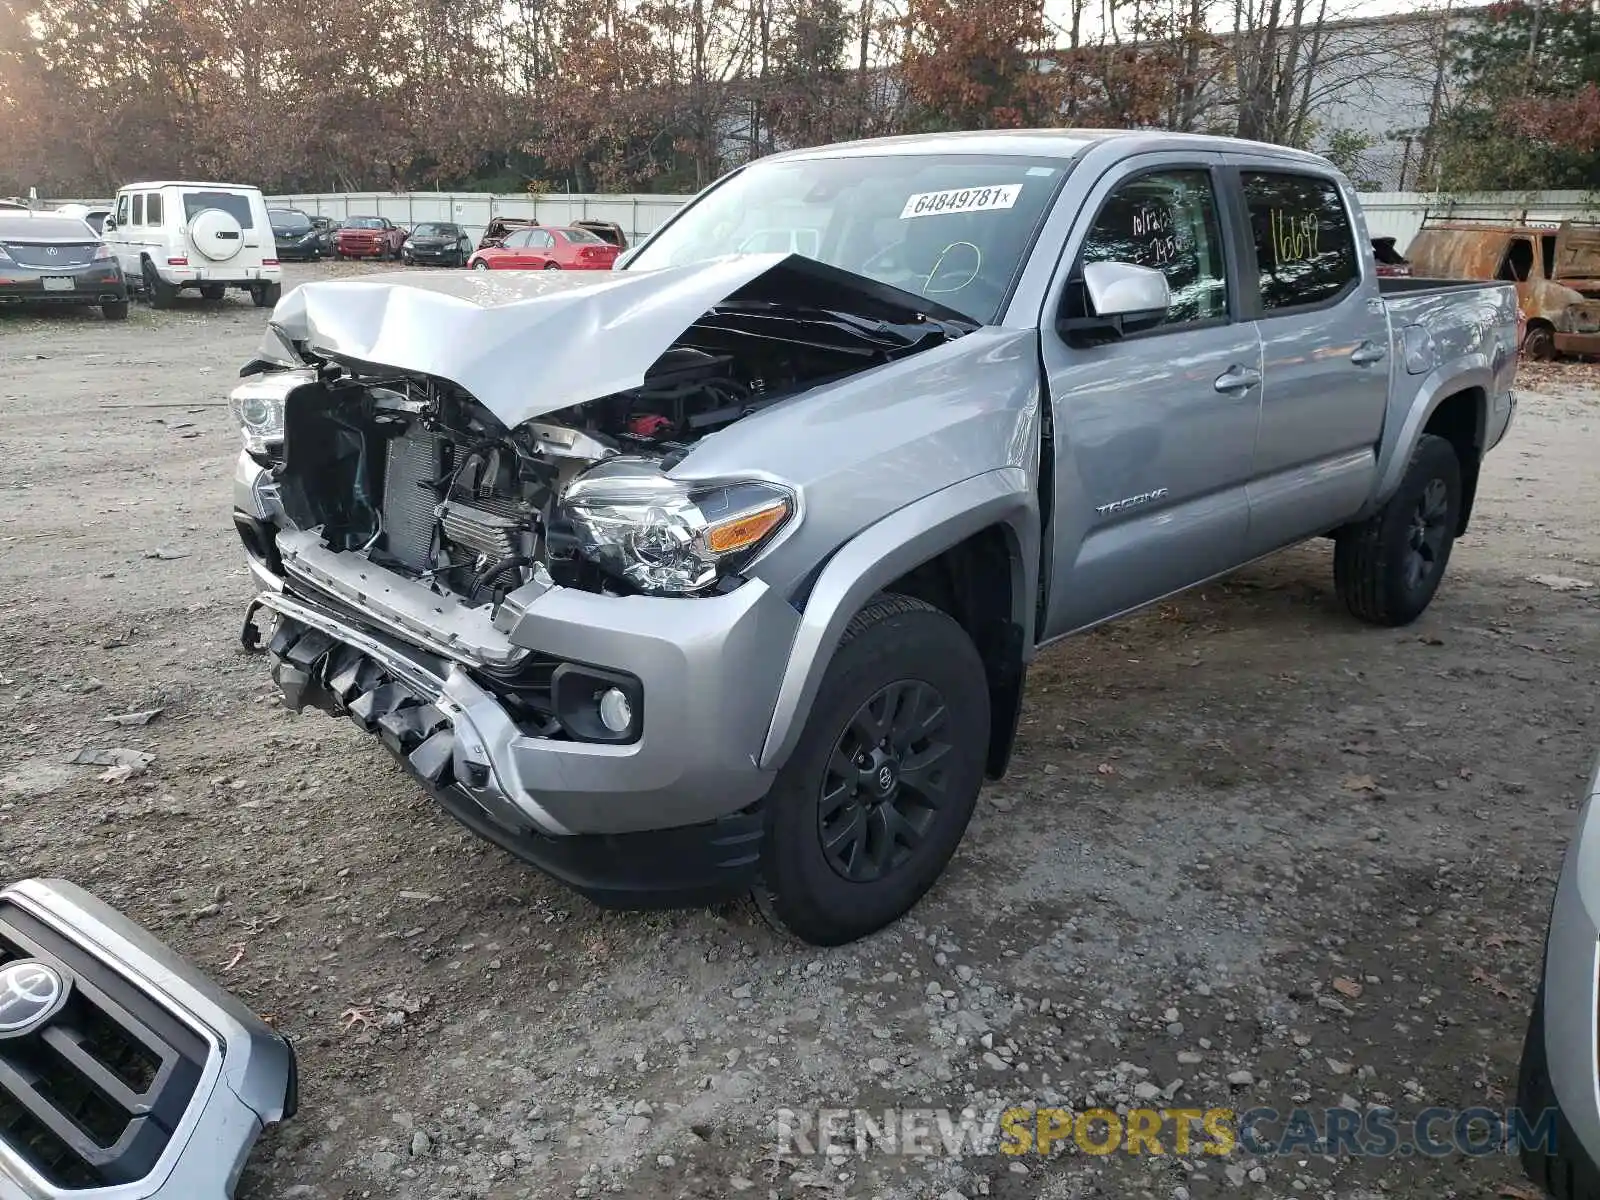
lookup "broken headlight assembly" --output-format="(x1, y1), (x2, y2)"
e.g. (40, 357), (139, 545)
(561, 458), (793, 595)
(229, 368), (315, 457)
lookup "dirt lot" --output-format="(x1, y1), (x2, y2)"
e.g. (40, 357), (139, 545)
(1, 263), (1598, 1200)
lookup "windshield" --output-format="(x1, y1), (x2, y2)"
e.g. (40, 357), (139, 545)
(183, 190), (255, 229)
(628, 153), (1073, 323)
(561, 227), (605, 244)
(271, 210), (312, 233)
(0, 215), (94, 240)
(345, 217), (386, 230)
(413, 223), (456, 237)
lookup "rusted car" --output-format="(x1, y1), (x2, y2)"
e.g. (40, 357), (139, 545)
(477, 216), (537, 250)
(571, 219), (628, 249)
(1405, 218), (1600, 359)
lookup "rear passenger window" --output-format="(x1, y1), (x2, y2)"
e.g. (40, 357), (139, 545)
(132, 195), (144, 226)
(146, 193), (162, 225)
(1242, 172), (1358, 311)
(1072, 169), (1229, 328)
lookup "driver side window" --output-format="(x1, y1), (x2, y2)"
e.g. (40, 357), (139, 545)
(1069, 169), (1228, 329)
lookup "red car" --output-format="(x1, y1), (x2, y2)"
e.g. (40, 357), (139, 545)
(467, 226), (621, 272)
(335, 216), (407, 260)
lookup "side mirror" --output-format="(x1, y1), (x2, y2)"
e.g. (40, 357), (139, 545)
(1083, 261), (1170, 321)
(1059, 261), (1170, 343)
(103, 219), (116, 233)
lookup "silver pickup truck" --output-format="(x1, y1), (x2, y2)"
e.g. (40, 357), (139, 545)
(231, 131), (1518, 945)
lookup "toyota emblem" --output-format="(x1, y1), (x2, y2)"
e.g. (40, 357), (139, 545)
(0, 960), (70, 1038)
(877, 765), (894, 790)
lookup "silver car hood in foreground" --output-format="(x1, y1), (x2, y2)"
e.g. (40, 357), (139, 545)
(263, 254), (973, 428)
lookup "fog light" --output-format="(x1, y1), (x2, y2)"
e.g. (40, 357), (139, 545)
(598, 687), (633, 733)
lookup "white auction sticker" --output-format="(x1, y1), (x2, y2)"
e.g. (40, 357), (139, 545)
(899, 184), (1024, 220)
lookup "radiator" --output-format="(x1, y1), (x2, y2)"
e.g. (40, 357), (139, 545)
(382, 430), (444, 571)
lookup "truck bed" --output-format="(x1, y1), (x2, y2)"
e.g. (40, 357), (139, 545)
(1376, 276), (1504, 297)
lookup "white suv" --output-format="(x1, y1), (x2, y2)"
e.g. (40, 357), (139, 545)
(104, 182), (283, 309)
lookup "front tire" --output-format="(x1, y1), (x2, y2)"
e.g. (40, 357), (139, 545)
(1524, 324), (1556, 361)
(543, 262), (560, 270)
(753, 594), (988, 946)
(1334, 433), (1461, 626)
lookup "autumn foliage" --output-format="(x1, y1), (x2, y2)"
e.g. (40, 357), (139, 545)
(1, 0), (1593, 198)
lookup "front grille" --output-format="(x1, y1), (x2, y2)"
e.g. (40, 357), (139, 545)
(0, 903), (208, 1190)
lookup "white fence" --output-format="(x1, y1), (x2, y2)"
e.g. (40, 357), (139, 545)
(264, 191), (694, 246)
(46, 187), (1600, 254)
(265, 187), (1600, 252)
(1359, 190), (1597, 248)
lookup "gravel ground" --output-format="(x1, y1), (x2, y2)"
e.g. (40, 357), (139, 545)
(1, 264), (1597, 1200)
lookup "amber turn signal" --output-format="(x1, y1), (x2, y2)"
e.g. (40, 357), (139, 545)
(706, 500), (790, 556)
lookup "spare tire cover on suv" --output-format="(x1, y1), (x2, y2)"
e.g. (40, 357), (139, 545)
(190, 207), (244, 261)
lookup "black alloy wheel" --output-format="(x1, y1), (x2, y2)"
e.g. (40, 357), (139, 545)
(1404, 477), (1451, 595)
(818, 680), (953, 883)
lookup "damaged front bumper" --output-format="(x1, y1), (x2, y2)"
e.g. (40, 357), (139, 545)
(235, 458), (794, 906)
(0, 879), (294, 1200)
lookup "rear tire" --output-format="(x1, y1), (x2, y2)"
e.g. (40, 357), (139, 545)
(472, 260), (490, 271)
(101, 300), (129, 321)
(543, 262), (560, 270)
(199, 283), (225, 301)
(752, 594), (988, 946)
(142, 260), (178, 310)
(1334, 433), (1461, 626)
(251, 281), (282, 309)
(1524, 324), (1556, 361)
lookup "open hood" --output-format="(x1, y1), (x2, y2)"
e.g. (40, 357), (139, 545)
(258, 254), (975, 428)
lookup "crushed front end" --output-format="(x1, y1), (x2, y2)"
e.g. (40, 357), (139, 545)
(229, 257), (975, 906)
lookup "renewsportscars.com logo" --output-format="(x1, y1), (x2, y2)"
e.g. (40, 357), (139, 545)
(773, 1105), (1559, 1159)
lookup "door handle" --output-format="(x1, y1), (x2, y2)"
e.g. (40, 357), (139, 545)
(1351, 341), (1388, 365)
(1213, 365), (1262, 393)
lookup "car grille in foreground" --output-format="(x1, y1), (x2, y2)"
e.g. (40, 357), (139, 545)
(0, 901), (207, 1189)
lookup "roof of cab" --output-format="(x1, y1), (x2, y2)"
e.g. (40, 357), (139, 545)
(763, 128), (1331, 167)
(116, 182), (265, 192)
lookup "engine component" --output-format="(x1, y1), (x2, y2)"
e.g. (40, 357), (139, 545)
(383, 428), (444, 571)
(438, 495), (526, 562)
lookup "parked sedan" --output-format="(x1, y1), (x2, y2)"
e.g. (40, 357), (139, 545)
(335, 216), (407, 260)
(403, 222), (473, 267)
(0, 212), (129, 320)
(1518, 750), (1600, 1195)
(270, 208), (325, 261)
(466, 226), (622, 271)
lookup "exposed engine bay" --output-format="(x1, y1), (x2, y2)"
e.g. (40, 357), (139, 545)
(263, 271), (975, 608)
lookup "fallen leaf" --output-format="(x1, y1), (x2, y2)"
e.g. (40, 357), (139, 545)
(1095, 763), (1116, 776)
(1471, 966), (1517, 1001)
(1342, 775), (1378, 792)
(340, 1006), (375, 1032)
(103, 707), (163, 726)
(143, 548), (190, 561)
(71, 747), (153, 776)
(224, 944), (246, 971)
(1332, 977), (1364, 999)
(1500, 1184), (1546, 1199)
(1527, 574), (1594, 592)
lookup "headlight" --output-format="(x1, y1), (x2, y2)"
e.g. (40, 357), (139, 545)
(562, 458), (793, 594)
(228, 368), (314, 455)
